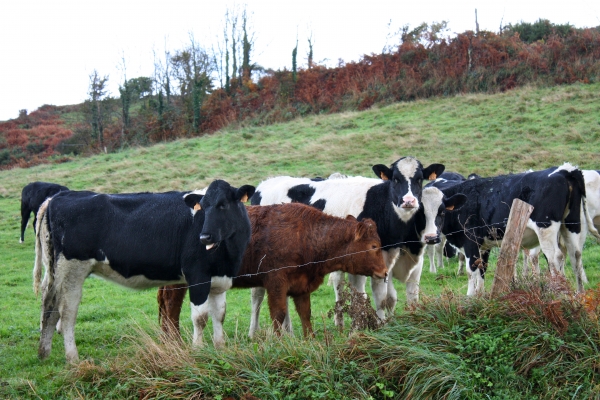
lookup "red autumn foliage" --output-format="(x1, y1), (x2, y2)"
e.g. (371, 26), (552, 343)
(2, 27), (600, 169)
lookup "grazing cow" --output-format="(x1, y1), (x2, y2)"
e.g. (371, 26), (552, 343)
(33, 180), (255, 363)
(20, 182), (68, 243)
(433, 164), (595, 295)
(157, 203), (389, 338)
(250, 157), (467, 325)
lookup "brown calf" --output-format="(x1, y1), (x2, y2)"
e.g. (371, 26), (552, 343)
(158, 203), (387, 339)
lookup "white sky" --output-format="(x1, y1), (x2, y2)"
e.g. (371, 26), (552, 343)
(1, 0), (599, 121)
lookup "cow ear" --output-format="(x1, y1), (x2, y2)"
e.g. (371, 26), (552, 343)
(354, 221), (368, 241)
(236, 185), (256, 203)
(423, 164), (445, 181)
(184, 193), (204, 210)
(372, 164), (392, 181)
(444, 193), (467, 211)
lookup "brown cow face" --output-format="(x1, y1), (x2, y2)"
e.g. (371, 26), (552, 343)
(344, 218), (388, 279)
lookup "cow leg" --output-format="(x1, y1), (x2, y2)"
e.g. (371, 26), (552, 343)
(427, 244), (437, 273)
(405, 255), (424, 304)
(190, 276), (231, 348)
(249, 287), (265, 338)
(292, 293), (313, 338)
(436, 237), (445, 271)
(465, 246), (487, 296)
(38, 285), (60, 361)
(536, 221), (564, 277)
(282, 297), (294, 335)
(20, 202), (30, 243)
(457, 252), (466, 275)
(522, 248), (530, 276)
(266, 286), (289, 335)
(561, 230), (586, 292)
(157, 284), (188, 338)
(329, 271), (346, 327)
(391, 250), (423, 304)
(530, 248), (540, 275)
(60, 259), (94, 363)
(371, 248), (400, 319)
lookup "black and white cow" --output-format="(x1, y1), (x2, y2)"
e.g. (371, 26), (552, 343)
(33, 179), (254, 363)
(251, 157), (466, 325)
(522, 169), (600, 277)
(424, 172), (467, 274)
(20, 181), (68, 243)
(433, 164), (595, 295)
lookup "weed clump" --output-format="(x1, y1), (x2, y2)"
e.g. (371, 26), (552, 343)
(328, 280), (384, 332)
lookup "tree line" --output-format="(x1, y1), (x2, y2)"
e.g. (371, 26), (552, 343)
(1, 17), (599, 167)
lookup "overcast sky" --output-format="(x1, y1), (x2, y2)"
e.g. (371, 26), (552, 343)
(1, 0), (599, 121)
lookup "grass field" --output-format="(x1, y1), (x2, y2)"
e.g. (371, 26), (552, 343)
(0, 82), (599, 398)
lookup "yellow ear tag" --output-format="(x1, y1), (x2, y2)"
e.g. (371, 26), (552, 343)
(194, 203), (202, 211)
(446, 205), (454, 211)
(240, 194), (249, 203)
(380, 172), (389, 181)
(429, 172), (437, 180)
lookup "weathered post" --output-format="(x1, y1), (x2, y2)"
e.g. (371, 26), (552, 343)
(491, 199), (534, 296)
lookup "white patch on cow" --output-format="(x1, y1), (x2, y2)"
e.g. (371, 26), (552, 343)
(310, 176), (380, 217)
(421, 187), (444, 239)
(392, 202), (419, 222)
(210, 275), (233, 293)
(191, 276), (233, 347)
(549, 162), (577, 176)
(395, 157), (419, 180)
(255, 176), (316, 205)
(92, 260), (186, 289)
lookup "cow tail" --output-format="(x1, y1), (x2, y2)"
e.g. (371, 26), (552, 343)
(33, 198), (53, 297)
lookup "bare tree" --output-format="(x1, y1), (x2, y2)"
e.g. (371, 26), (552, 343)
(170, 34), (214, 132)
(86, 70), (110, 146)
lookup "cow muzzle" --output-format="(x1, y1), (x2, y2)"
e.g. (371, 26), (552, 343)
(424, 233), (441, 245)
(401, 196), (418, 209)
(200, 234), (218, 250)
(374, 270), (389, 282)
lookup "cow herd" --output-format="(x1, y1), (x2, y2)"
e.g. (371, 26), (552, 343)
(21, 157), (600, 363)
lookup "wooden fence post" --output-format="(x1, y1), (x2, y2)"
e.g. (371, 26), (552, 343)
(491, 198), (534, 296)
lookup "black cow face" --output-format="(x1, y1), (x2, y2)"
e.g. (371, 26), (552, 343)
(373, 157), (445, 211)
(184, 180), (255, 250)
(422, 187), (467, 245)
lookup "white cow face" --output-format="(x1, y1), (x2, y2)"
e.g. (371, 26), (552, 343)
(372, 157), (445, 218)
(421, 187), (467, 244)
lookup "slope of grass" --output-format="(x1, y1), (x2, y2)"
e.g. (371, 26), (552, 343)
(0, 82), (599, 398)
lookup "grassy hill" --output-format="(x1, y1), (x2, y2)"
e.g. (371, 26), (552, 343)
(0, 82), (599, 399)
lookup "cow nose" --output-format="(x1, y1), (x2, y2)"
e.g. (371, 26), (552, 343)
(424, 233), (440, 244)
(401, 196), (417, 208)
(200, 234), (212, 245)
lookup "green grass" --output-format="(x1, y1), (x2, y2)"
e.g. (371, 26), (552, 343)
(1, 82), (599, 398)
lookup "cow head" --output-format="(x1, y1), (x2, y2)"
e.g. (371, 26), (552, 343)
(372, 157), (445, 221)
(344, 218), (388, 280)
(184, 180), (255, 251)
(421, 187), (467, 245)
